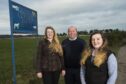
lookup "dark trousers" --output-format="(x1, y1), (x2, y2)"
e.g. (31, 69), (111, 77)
(42, 71), (60, 84)
(64, 68), (81, 84)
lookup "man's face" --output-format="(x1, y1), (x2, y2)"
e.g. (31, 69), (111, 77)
(68, 27), (77, 39)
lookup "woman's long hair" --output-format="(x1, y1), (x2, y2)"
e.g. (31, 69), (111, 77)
(44, 26), (63, 56)
(81, 31), (108, 67)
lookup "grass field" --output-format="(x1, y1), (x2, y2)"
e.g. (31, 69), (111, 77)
(0, 37), (37, 84)
(0, 35), (119, 84)
(0, 36), (71, 84)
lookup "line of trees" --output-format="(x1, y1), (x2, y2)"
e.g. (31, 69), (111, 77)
(57, 28), (124, 36)
(57, 28), (126, 48)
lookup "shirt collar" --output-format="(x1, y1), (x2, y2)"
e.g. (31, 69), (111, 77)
(69, 37), (77, 41)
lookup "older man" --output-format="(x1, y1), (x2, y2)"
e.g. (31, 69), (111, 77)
(62, 26), (86, 84)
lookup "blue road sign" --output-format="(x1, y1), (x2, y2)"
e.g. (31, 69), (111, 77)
(10, 1), (38, 34)
(9, 0), (38, 84)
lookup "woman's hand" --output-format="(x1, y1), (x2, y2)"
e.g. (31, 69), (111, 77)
(61, 70), (65, 76)
(37, 72), (42, 78)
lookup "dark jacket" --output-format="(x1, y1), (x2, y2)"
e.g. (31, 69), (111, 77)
(36, 39), (64, 72)
(85, 50), (112, 84)
(62, 38), (86, 69)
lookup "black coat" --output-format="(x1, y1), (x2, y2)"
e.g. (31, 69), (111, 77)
(62, 38), (86, 69)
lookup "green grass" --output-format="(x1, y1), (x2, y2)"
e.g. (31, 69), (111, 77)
(0, 35), (119, 84)
(0, 37), (40, 84)
(0, 37), (66, 84)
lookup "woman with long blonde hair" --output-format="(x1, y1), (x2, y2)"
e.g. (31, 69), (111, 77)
(80, 31), (117, 84)
(36, 26), (65, 84)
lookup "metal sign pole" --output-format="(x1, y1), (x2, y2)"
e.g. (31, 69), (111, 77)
(8, 0), (17, 84)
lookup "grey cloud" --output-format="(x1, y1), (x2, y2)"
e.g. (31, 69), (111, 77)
(0, 0), (126, 34)
(19, 0), (126, 15)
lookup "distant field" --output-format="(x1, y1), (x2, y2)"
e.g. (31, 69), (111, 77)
(0, 35), (119, 84)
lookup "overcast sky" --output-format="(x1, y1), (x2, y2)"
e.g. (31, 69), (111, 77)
(0, 0), (126, 35)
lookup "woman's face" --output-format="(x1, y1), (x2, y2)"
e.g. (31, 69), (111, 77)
(46, 29), (54, 39)
(91, 33), (103, 49)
